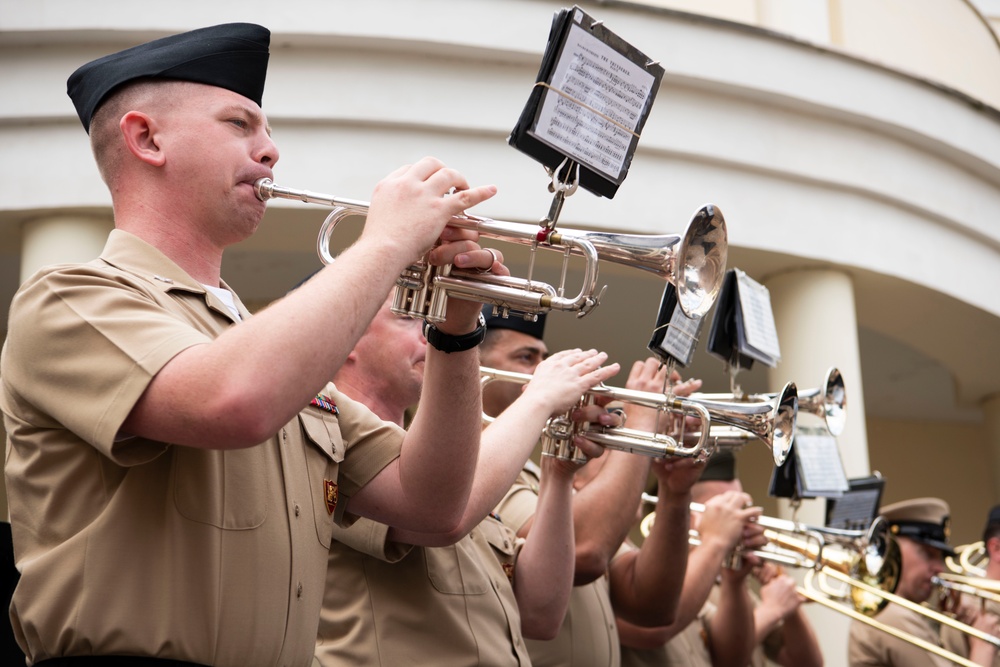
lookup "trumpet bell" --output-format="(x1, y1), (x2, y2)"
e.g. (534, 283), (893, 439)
(688, 382), (798, 466)
(677, 204), (727, 318)
(796, 367), (847, 436)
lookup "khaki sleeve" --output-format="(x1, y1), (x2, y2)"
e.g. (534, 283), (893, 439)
(494, 468), (540, 534)
(330, 518), (412, 563)
(3, 266), (208, 460)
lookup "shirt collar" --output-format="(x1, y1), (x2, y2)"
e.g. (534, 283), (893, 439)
(98, 229), (247, 322)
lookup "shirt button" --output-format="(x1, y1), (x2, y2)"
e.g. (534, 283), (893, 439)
(296, 582), (303, 598)
(294, 503), (301, 517)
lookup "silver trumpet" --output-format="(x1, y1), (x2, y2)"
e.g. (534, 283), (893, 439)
(682, 383), (799, 466)
(768, 367), (846, 436)
(480, 367), (712, 463)
(254, 179), (728, 322)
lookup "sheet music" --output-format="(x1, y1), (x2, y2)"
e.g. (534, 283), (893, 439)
(734, 270), (781, 363)
(656, 307), (702, 367)
(827, 488), (882, 530)
(531, 18), (654, 180)
(794, 430), (849, 497)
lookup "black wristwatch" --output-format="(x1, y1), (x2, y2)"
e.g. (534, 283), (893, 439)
(423, 313), (487, 353)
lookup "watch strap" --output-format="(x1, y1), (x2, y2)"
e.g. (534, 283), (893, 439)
(423, 313), (487, 353)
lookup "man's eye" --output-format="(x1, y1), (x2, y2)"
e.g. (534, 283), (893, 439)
(229, 118), (248, 129)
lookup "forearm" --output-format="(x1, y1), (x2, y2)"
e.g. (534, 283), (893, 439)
(572, 451), (650, 582)
(671, 540), (731, 631)
(514, 462), (576, 639)
(773, 609), (824, 667)
(754, 601), (785, 645)
(388, 385), (554, 545)
(610, 490), (691, 626)
(384, 340), (483, 531)
(707, 576), (755, 667)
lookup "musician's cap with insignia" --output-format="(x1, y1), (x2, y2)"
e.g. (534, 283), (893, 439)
(880, 497), (955, 556)
(481, 305), (546, 341)
(68, 22), (270, 133)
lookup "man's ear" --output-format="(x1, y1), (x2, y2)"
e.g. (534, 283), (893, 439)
(987, 535), (1000, 559)
(120, 110), (165, 167)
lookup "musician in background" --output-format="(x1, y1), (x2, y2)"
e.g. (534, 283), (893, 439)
(315, 295), (621, 665)
(618, 451), (822, 667)
(985, 505), (1000, 584)
(942, 504), (1000, 665)
(1, 23), (502, 666)
(848, 498), (1000, 667)
(485, 309), (703, 667)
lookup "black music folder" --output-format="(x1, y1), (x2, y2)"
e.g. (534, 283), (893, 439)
(826, 474), (886, 531)
(707, 268), (782, 370)
(508, 5), (664, 198)
(647, 282), (705, 368)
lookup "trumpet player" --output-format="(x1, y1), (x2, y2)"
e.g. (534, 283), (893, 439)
(618, 451), (823, 667)
(484, 307), (703, 667)
(848, 498), (1000, 667)
(315, 294), (621, 665)
(1, 22), (505, 667)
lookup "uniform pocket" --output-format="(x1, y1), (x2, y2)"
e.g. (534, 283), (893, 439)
(300, 411), (345, 547)
(173, 445), (268, 529)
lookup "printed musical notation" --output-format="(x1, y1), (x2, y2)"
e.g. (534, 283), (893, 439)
(531, 22), (655, 180)
(793, 430), (849, 497)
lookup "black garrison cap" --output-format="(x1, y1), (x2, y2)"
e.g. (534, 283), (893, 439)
(67, 22), (270, 133)
(481, 304), (547, 341)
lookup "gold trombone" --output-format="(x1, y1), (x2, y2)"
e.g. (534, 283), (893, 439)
(254, 178), (728, 322)
(728, 515), (1000, 663)
(640, 495), (900, 615)
(948, 541), (988, 578)
(933, 571), (1000, 606)
(640, 500), (998, 666)
(480, 367), (712, 463)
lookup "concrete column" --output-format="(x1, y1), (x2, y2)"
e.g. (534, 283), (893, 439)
(20, 214), (113, 282)
(763, 267), (868, 667)
(983, 392), (1000, 504)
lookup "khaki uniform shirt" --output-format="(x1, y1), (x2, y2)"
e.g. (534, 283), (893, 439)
(1, 230), (402, 667)
(849, 602), (956, 667)
(620, 600), (717, 667)
(496, 465), (620, 667)
(315, 513), (531, 666)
